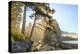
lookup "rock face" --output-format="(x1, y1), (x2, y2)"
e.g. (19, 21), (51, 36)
(51, 19), (63, 45)
(28, 17), (63, 51)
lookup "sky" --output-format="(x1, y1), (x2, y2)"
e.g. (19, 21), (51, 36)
(49, 3), (78, 33)
(25, 3), (78, 33)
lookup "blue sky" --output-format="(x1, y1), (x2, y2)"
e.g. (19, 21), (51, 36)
(25, 3), (78, 33)
(49, 3), (78, 33)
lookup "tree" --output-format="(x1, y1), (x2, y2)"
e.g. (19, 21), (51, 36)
(10, 1), (25, 41)
(21, 2), (35, 34)
(11, 1), (24, 31)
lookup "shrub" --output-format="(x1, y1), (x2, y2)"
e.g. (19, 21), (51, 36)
(11, 28), (25, 41)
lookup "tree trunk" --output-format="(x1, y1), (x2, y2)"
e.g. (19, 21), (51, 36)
(29, 12), (37, 39)
(21, 4), (26, 34)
